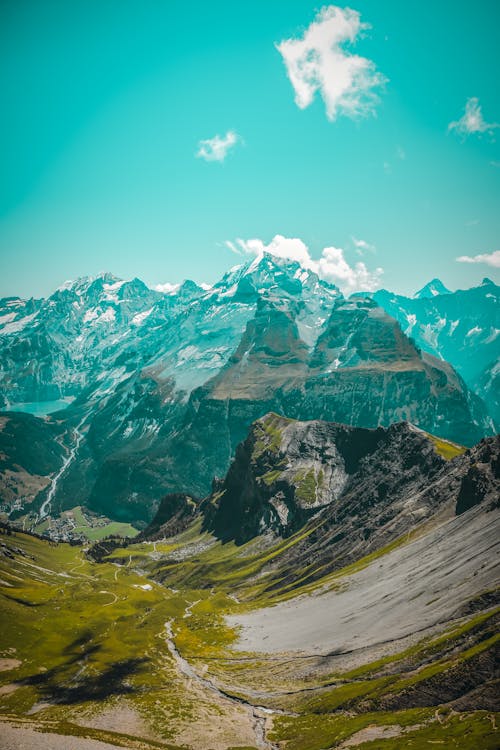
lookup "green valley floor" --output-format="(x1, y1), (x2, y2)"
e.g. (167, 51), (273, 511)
(0, 515), (498, 750)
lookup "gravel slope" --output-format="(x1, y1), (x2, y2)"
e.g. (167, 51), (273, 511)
(227, 504), (500, 655)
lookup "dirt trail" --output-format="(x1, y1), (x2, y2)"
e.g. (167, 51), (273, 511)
(163, 620), (279, 750)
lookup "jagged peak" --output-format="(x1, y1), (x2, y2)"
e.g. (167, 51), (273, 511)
(53, 272), (123, 295)
(414, 278), (451, 299)
(214, 251), (340, 301)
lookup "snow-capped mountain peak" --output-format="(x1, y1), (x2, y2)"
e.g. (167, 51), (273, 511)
(414, 278), (451, 299)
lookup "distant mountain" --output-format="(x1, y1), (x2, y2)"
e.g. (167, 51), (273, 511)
(414, 278), (451, 299)
(0, 257), (495, 523)
(373, 277), (500, 428)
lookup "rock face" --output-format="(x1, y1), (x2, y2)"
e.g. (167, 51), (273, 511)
(456, 438), (500, 515)
(202, 414), (355, 543)
(0, 257), (495, 522)
(200, 414), (499, 559)
(139, 493), (198, 540)
(201, 414), (447, 545)
(373, 277), (500, 428)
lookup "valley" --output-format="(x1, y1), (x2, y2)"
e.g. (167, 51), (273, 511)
(0, 266), (499, 748)
(0, 414), (498, 749)
(0, 497), (498, 749)
(2, 4), (499, 747)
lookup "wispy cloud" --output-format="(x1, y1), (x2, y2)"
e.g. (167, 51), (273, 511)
(448, 97), (498, 139)
(456, 250), (500, 268)
(196, 131), (241, 162)
(276, 5), (386, 122)
(225, 234), (383, 295)
(396, 145), (406, 160)
(351, 236), (375, 255)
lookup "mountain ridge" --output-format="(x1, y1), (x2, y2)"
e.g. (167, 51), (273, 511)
(0, 257), (497, 524)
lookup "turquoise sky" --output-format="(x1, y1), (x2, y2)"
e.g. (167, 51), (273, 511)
(1, 0), (499, 298)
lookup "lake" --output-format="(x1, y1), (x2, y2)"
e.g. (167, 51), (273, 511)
(5, 398), (74, 417)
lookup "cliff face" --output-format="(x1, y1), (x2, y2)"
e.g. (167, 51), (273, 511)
(201, 414), (450, 545)
(196, 414), (499, 583)
(156, 296), (489, 513)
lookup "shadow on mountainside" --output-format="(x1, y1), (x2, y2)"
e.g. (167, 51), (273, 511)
(19, 631), (148, 704)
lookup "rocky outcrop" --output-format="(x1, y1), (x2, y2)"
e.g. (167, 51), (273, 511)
(139, 493), (198, 540)
(456, 438), (500, 515)
(201, 415), (445, 545)
(198, 414), (499, 564)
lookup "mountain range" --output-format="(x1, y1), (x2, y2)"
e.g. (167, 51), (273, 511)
(0, 261), (499, 750)
(0, 256), (498, 524)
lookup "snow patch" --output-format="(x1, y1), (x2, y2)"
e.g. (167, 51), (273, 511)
(83, 309), (98, 323)
(0, 312), (16, 326)
(484, 328), (499, 344)
(132, 308), (153, 325)
(1, 313), (37, 334)
(103, 280), (125, 293)
(155, 282), (180, 294)
(405, 313), (417, 333)
(219, 283), (238, 298)
(98, 308), (116, 323)
(466, 326), (483, 337)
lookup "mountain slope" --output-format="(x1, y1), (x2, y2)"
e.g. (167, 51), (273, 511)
(373, 277), (500, 426)
(0, 258), (494, 524)
(196, 413), (497, 552)
(414, 278), (451, 298)
(0, 417), (498, 749)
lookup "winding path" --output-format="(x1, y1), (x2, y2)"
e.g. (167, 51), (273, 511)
(163, 619), (280, 750)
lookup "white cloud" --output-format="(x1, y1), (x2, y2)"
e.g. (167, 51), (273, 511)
(276, 5), (386, 122)
(448, 97), (498, 138)
(225, 234), (383, 294)
(316, 246), (383, 293)
(196, 131), (241, 162)
(155, 282), (180, 294)
(456, 250), (500, 268)
(351, 236), (375, 255)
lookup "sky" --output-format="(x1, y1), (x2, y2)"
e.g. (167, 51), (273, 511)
(0, 0), (499, 298)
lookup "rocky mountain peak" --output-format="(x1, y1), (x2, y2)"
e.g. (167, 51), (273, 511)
(414, 278), (451, 299)
(214, 252), (339, 302)
(199, 414), (459, 544)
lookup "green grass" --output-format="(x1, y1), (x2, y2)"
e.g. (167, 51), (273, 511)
(427, 433), (466, 460)
(73, 521), (139, 541)
(1, 522), (498, 750)
(294, 468), (319, 505)
(251, 413), (290, 459)
(269, 710), (499, 750)
(0, 531), (255, 747)
(68, 506), (139, 540)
